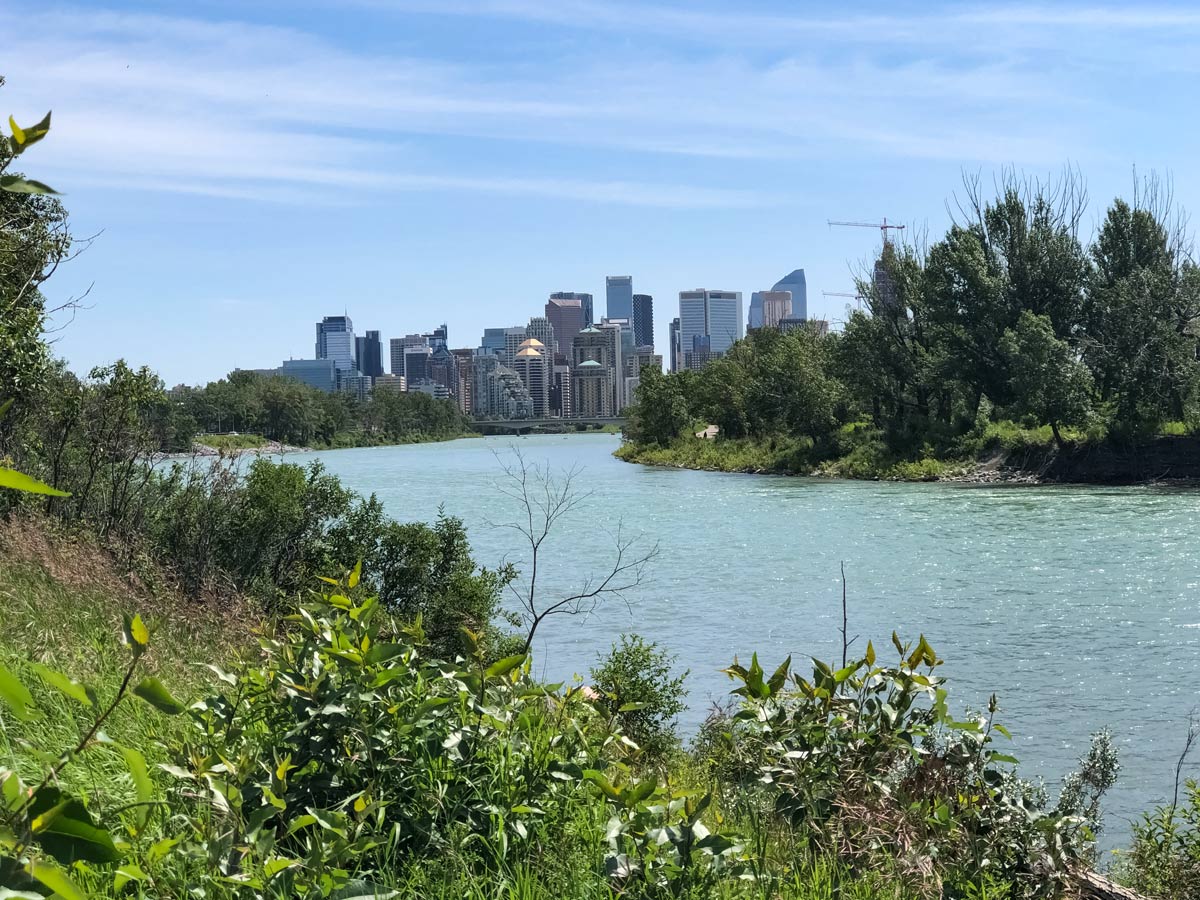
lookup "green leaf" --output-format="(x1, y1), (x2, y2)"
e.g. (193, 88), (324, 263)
(767, 656), (791, 695)
(113, 863), (146, 892)
(26, 787), (121, 864)
(865, 640), (876, 667)
(0, 398), (13, 420)
(2, 769), (27, 811)
(124, 613), (149, 649)
(833, 664), (858, 684)
(25, 859), (88, 900)
(347, 560), (362, 588)
(132, 677), (186, 715)
(263, 857), (300, 878)
(622, 778), (657, 806)
(30, 663), (92, 707)
(617, 702), (647, 712)
(9, 111), (51, 149)
(485, 654), (526, 679)
(0, 175), (58, 195)
(582, 770), (621, 802)
(0, 664), (35, 721)
(121, 745), (153, 830)
(0, 467), (69, 496)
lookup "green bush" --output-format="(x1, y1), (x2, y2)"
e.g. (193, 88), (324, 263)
(1117, 779), (1200, 899)
(718, 636), (1116, 898)
(590, 634), (688, 760)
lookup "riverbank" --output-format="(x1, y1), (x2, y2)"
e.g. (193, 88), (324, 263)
(184, 429), (477, 458)
(615, 431), (1200, 486)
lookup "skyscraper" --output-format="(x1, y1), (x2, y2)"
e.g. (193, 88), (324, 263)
(481, 326), (527, 365)
(404, 345), (432, 383)
(678, 289), (743, 370)
(355, 330), (383, 378)
(512, 339), (551, 417)
(315, 315), (356, 371)
(761, 291), (793, 329)
(389, 338), (405, 375)
(572, 325), (621, 414)
(473, 354), (534, 419)
(545, 296), (584, 356)
(773, 270), (807, 321)
(549, 291), (593, 327)
(668, 318), (680, 373)
(632, 293), (654, 349)
(749, 269), (807, 328)
(526, 316), (557, 357)
(606, 276), (633, 322)
(451, 348), (474, 414)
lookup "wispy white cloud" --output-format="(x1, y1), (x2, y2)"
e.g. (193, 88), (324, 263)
(2, 1), (1188, 208)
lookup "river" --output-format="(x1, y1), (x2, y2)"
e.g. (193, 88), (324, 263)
(298, 432), (1200, 846)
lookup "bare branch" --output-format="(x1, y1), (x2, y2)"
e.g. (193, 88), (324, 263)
(485, 448), (656, 656)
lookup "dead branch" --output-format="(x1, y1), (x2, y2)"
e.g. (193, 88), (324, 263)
(486, 448), (658, 656)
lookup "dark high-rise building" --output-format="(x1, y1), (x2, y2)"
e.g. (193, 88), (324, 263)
(632, 294), (654, 349)
(355, 330), (383, 378)
(545, 296), (584, 355)
(606, 275), (633, 321)
(550, 291), (593, 327)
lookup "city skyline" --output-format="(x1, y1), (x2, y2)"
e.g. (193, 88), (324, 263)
(9, 1), (1200, 384)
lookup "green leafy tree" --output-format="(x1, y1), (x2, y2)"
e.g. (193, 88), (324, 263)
(591, 634), (687, 759)
(1000, 311), (1094, 448)
(924, 177), (1089, 415)
(1082, 197), (1200, 435)
(1, 86), (71, 446)
(624, 366), (691, 446)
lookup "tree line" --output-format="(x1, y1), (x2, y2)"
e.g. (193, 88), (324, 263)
(627, 173), (1200, 462)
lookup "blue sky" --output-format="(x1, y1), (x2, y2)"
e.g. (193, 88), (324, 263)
(6, 0), (1200, 385)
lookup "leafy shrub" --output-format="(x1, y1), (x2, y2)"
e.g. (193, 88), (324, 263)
(1117, 779), (1200, 900)
(886, 458), (944, 481)
(718, 636), (1115, 898)
(161, 569), (626, 897)
(591, 634), (688, 760)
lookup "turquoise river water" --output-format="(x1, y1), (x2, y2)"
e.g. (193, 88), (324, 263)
(296, 432), (1200, 849)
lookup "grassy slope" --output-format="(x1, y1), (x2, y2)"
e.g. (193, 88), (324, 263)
(0, 521), (919, 899)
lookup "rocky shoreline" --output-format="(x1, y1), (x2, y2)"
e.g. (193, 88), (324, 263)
(159, 440), (312, 460)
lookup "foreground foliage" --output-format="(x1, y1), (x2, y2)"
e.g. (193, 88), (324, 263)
(0, 552), (1129, 899)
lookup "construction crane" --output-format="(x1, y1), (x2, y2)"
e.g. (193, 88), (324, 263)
(827, 218), (906, 246)
(823, 290), (864, 310)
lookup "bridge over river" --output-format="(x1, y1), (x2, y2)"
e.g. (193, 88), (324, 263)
(470, 417), (626, 434)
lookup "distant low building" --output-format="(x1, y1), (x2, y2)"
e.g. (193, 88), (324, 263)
(373, 374), (407, 392)
(338, 371), (372, 401)
(409, 380), (451, 400)
(279, 358), (336, 392)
